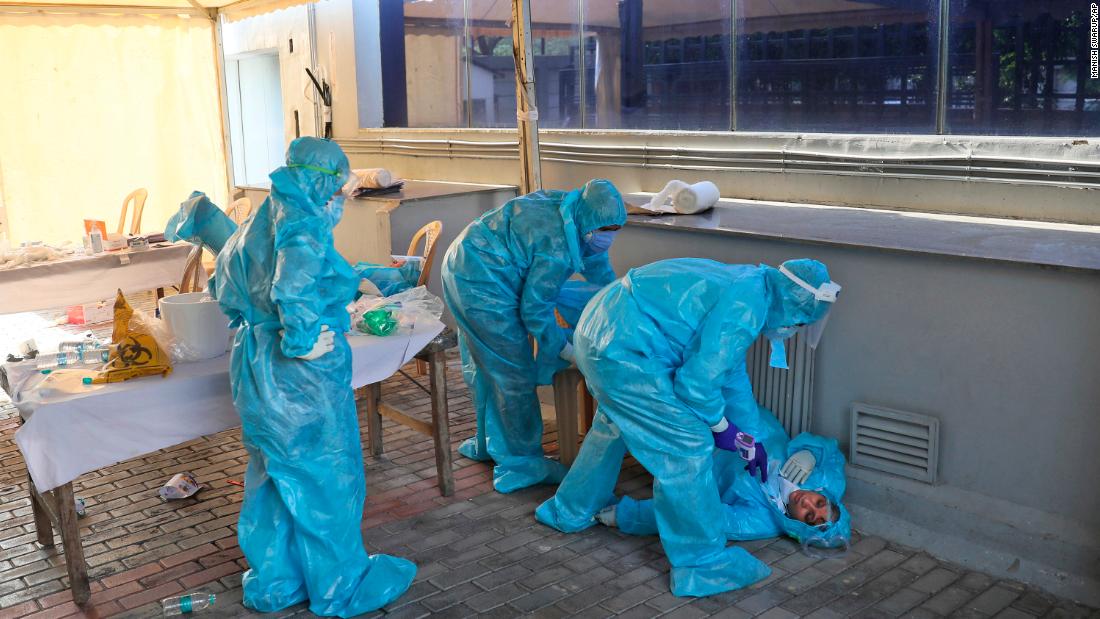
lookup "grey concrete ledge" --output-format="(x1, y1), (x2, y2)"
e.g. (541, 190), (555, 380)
(624, 195), (1100, 273)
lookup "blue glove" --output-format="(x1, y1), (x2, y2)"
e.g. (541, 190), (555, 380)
(712, 419), (741, 452)
(745, 443), (769, 483)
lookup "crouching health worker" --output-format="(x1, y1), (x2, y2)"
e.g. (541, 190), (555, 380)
(536, 257), (841, 597)
(205, 138), (415, 616)
(442, 179), (626, 494)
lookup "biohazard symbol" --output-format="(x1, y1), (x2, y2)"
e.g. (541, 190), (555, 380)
(117, 335), (153, 366)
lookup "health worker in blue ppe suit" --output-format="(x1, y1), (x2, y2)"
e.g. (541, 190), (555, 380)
(441, 179), (627, 494)
(201, 138), (414, 616)
(535, 257), (840, 597)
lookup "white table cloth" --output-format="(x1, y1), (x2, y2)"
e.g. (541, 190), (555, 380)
(13, 320), (444, 491)
(0, 243), (191, 314)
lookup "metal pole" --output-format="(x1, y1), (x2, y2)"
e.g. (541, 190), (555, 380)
(512, 0), (542, 193)
(935, 0), (951, 134)
(577, 0), (586, 129)
(729, 0), (737, 131)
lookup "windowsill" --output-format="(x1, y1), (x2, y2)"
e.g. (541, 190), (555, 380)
(234, 182), (271, 191)
(623, 194), (1100, 273)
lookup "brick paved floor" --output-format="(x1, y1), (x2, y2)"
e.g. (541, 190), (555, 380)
(0, 306), (1096, 618)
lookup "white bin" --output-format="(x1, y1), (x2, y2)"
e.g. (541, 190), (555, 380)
(158, 293), (232, 360)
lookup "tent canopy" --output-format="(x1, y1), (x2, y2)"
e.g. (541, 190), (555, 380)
(0, 0), (316, 21)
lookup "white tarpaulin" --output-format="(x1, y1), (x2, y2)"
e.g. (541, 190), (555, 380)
(13, 319), (444, 491)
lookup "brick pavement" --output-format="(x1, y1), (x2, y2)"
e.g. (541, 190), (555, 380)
(0, 309), (1097, 617)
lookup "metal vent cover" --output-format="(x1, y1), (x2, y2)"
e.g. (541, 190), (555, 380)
(850, 403), (940, 484)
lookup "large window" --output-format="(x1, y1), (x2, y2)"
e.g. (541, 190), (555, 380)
(363, 0), (1097, 136)
(736, 0), (938, 133)
(947, 0), (1099, 135)
(584, 0), (732, 130)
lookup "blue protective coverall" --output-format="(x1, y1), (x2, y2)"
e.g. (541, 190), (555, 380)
(353, 260), (421, 298)
(201, 138), (414, 616)
(616, 431), (851, 555)
(164, 190), (238, 255)
(441, 179), (626, 493)
(535, 257), (835, 597)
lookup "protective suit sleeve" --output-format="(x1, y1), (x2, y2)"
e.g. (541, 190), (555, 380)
(721, 364), (789, 461)
(164, 191), (238, 255)
(722, 499), (786, 541)
(271, 204), (329, 358)
(673, 301), (757, 427)
(788, 433), (847, 498)
(580, 252), (617, 286)
(519, 254), (573, 384)
(719, 460), (787, 540)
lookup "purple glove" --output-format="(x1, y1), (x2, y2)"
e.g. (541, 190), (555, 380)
(745, 443), (769, 483)
(713, 423), (741, 452)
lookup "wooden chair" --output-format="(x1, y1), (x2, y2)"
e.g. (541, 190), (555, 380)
(409, 221), (442, 374)
(118, 188), (148, 236)
(226, 197), (253, 225)
(179, 245), (207, 293)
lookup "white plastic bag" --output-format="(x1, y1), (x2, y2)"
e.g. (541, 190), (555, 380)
(348, 286), (443, 337)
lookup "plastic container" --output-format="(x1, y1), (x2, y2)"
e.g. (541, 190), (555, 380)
(88, 229), (103, 254)
(158, 293), (232, 360)
(162, 592), (215, 615)
(36, 347), (109, 370)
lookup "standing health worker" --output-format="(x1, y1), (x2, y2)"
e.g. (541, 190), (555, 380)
(442, 179), (627, 493)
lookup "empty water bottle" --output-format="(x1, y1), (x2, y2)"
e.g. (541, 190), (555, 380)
(161, 592), (215, 616)
(36, 345), (109, 370)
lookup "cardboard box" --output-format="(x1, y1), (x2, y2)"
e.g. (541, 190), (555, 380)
(66, 301), (113, 325)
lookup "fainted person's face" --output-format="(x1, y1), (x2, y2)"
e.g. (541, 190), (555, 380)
(787, 489), (831, 526)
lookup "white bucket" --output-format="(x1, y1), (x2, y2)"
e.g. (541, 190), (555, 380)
(158, 293), (232, 360)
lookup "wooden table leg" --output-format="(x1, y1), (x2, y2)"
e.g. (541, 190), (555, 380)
(28, 475), (54, 548)
(582, 385), (596, 435)
(428, 350), (454, 497)
(54, 483), (90, 606)
(554, 369), (581, 466)
(364, 383), (383, 457)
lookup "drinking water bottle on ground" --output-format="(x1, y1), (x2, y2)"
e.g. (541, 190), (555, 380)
(162, 592), (215, 615)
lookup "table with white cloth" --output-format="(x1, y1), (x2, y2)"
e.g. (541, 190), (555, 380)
(0, 243), (191, 314)
(8, 321), (446, 606)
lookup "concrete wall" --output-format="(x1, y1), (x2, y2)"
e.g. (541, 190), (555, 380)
(610, 224), (1100, 604)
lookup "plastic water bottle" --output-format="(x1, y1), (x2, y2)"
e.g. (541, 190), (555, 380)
(36, 351), (81, 370)
(88, 228), (103, 254)
(58, 338), (108, 362)
(36, 346), (109, 370)
(161, 592), (215, 616)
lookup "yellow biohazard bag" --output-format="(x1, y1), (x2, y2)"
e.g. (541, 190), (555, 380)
(90, 290), (173, 384)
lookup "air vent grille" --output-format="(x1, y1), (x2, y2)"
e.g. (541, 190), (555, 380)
(850, 403), (939, 484)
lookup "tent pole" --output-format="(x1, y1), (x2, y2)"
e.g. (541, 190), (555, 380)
(511, 0), (541, 194)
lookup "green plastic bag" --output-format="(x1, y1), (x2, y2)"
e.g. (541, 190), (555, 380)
(359, 308), (398, 336)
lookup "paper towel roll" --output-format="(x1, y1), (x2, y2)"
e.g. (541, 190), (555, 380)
(672, 181), (720, 214)
(345, 168), (394, 193)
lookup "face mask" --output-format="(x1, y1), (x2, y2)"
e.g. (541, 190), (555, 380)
(583, 229), (617, 255)
(324, 195), (346, 228)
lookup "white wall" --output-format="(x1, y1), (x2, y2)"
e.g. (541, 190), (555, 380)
(313, 0), (362, 137)
(222, 5), (317, 167)
(349, 0), (382, 129)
